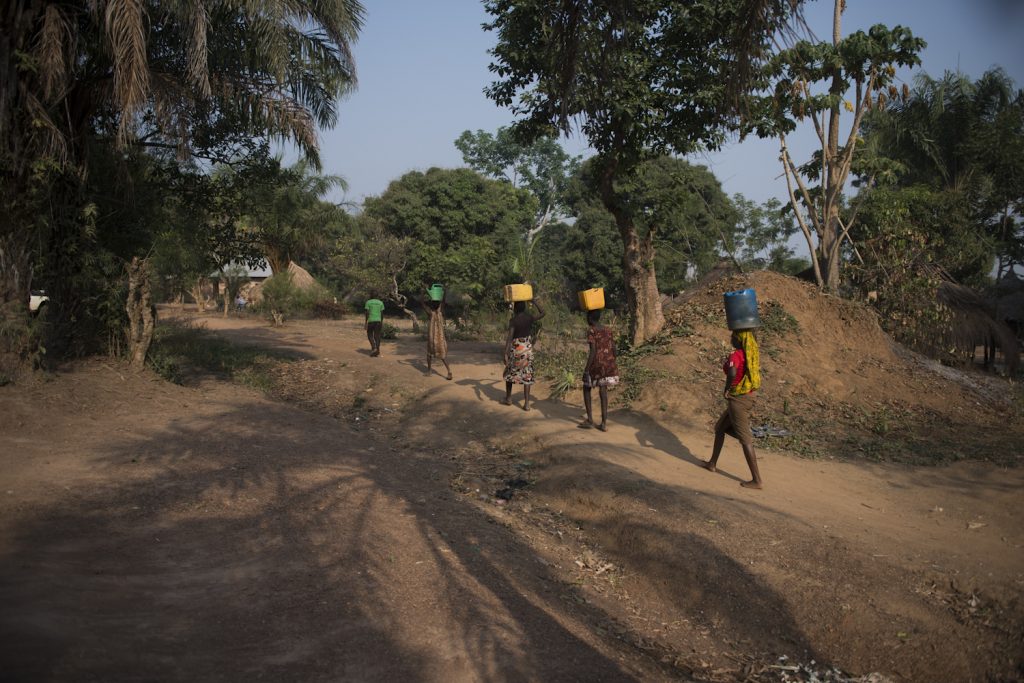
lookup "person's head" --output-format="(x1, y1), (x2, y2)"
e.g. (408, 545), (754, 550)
(731, 331), (742, 349)
(586, 309), (602, 326)
(428, 299), (440, 311)
(513, 301), (526, 314)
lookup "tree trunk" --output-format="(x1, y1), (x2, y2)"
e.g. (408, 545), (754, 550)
(126, 257), (155, 368)
(0, 230), (32, 380)
(819, 207), (842, 290)
(598, 157), (664, 346)
(620, 224), (665, 345)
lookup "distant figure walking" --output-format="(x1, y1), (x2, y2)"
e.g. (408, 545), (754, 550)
(579, 309), (618, 432)
(364, 296), (385, 357)
(503, 298), (545, 410)
(424, 297), (452, 380)
(703, 330), (764, 489)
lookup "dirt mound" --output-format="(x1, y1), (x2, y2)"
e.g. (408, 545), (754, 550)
(635, 270), (1023, 464)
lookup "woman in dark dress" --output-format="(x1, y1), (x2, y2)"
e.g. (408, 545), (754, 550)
(503, 298), (545, 410)
(579, 309), (618, 431)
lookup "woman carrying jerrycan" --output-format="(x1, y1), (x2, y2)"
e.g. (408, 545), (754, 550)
(502, 283), (544, 411)
(703, 288), (764, 489)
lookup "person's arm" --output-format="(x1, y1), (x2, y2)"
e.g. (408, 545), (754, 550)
(724, 362), (736, 397)
(504, 321), (514, 365)
(585, 338), (597, 375)
(531, 298), (545, 321)
(364, 306), (369, 329)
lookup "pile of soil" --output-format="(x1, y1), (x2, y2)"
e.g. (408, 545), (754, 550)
(634, 271), (1023, 464)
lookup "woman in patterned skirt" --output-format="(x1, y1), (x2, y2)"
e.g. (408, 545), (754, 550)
(423, 296), (452, 380)
(503, 298), (545, 410)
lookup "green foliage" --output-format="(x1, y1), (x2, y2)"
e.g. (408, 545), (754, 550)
(850, 186), (955, 357)
(858, 69), (1024, 283)
(564, 156), (740, 297)
(484, 0), (799, 341)
(360, 168), (535, 308)
(759, 301), (800, 336)
(259, 272), (310, 326)
(731, 195), (801, 272)
(380, 323), (400, 340)
(2, 0), (364, 368)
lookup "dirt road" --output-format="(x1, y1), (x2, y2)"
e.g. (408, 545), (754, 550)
(1, 314), (1021, 681)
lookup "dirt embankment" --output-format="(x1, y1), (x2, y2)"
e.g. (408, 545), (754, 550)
(636, 270), (1024, 464)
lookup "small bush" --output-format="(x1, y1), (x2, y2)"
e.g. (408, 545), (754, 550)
(313, 300), (346, 319)
(381, 322), (399, 340)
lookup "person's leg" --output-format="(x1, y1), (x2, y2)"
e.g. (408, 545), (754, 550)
(373, 324), (382, 354)
(504, 381), (513, 405)
(740, 444), (763, 489)
(523, 384), (531, 411)
(581, 384), (593, 426)
(704, 409), (730, 472)
(441, 358), (452, 380)
(426, 348), (432, 373)
(732, 393), (763, 489)
(598, 385), (609, 431)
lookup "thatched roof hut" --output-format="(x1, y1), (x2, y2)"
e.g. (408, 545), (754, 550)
(932, 276), (1019, 375)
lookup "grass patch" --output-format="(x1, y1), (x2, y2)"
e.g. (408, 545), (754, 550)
(148, 320), (294, 389)
(535, 344), (587, 399)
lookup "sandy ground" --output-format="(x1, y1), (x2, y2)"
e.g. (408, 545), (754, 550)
(1, 311), (1021, 682)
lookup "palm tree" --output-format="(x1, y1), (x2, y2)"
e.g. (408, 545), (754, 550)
(0, 0), (365, 371)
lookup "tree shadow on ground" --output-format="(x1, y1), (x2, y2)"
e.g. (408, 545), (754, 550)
(0, 398), (653, 681)
(534, 452), (818, 660)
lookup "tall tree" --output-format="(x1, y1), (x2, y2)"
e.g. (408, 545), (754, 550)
(484, 0), (801, 345)
(360, 168), (535, 307)
(744, 0), (924, 290)
(858, 69), (1024, 283)
(455, 127), (581, 274)
(1, 0), (364, 374)
(239, 157), (349, 275)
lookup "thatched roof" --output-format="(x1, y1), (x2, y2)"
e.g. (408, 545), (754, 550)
(935, 279), (1019, 375)
(286, 261), (318, 291)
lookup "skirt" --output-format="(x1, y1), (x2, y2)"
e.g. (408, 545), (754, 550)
(504, 337), (535, 385)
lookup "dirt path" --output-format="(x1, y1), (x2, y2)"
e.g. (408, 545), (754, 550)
(1, 313), (1022, 681)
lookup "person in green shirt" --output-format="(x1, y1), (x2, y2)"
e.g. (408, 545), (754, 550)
(364, 297), (385, 356)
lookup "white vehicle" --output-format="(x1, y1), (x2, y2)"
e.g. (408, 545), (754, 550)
(29, 290), (49, 315)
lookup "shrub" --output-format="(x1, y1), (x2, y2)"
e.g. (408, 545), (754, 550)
(313, 300), (346, 319)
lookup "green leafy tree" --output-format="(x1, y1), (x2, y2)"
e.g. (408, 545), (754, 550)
(361, 168), (535, 307)
(484, 0), (801, 344)
(731, 195), (802, 271)
(238, 157), (350, 275)
(331, 216), (416, 322)
(568, 156), (739, 296)
(455, 127), (581, 277)
(1, 0), (364, 373)
(858, 69), (1024, 284)
(744, 0), (925, 290)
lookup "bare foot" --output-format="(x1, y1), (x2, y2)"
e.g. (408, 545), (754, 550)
(502, 398), (512, 406)
(523, 404), (531, 411)
(446, 372), (453, 381)
(597, 423), (607, 432)
(577, 420), (593, 429)
(740, 480), (764, 490)
(702, 461), (717, 473)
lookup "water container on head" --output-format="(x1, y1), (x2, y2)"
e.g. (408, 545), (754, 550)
(724, 288), (761, 330)
(578, 287), (605, 311)
(428, 284), (444, 302)
(503, 283), (533, 303)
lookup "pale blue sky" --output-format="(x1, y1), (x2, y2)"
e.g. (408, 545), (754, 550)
(319, 0), (1024, 207)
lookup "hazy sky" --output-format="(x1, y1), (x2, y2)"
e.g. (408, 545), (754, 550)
(319, 1), (1024, 207)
